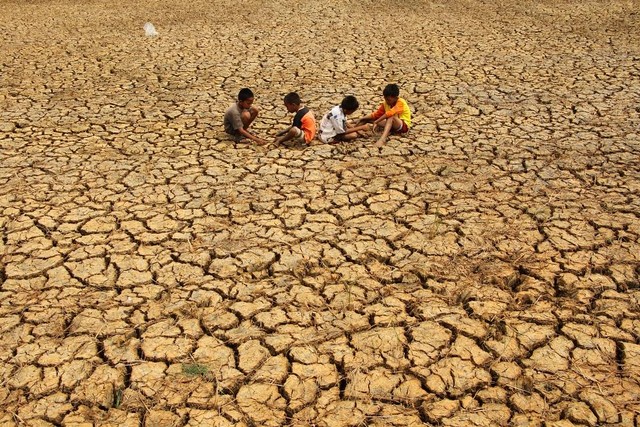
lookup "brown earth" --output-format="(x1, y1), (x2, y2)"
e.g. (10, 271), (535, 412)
(1, 0), (640, 425)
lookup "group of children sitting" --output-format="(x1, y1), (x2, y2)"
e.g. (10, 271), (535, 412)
(223, 84), (412, 148)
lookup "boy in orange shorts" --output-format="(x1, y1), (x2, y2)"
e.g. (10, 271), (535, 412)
(358, 83), (411, 147)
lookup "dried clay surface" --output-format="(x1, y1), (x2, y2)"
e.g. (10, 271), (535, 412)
(1, 0), (639, 426)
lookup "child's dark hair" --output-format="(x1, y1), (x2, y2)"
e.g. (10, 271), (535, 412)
(383, 84), (400, 97)
(341, 95), (359, 111)
(284, 92), (301, 105)
(238, 88), (254, 101)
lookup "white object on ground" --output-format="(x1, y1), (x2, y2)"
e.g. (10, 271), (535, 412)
(144, 22), (159, 37)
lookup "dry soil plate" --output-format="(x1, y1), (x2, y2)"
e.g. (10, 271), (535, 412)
(1, 0), (639, 426)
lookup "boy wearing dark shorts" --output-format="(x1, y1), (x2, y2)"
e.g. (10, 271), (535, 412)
(223, 88), (267, 145)
(319, 95), (370, 143)
(273, 92), (316, 146)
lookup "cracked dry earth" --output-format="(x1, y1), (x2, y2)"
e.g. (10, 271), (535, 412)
(1, 0), (640, 426)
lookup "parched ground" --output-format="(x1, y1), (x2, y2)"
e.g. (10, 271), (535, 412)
(1, 0), (639, 425)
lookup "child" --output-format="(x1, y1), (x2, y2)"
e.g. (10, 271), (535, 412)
(273, 92), (316, 146)
(358, 83), (411, 147)
(319, 95), (370, 143)
(223, 88), (267, 146)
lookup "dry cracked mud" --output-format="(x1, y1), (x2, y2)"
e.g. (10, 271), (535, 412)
(1, 0), (640, 426)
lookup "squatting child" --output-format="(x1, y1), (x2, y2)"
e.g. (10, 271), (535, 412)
(223, 88), (268, 146)
(273, 92), (316, 146)
(358, 83), (412, 147)
(318, 95), (370, 143)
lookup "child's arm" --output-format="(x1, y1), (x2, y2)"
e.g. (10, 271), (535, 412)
(238, 127), (267, 145)
(358, 103), (386, 124)
(372, 102), (406, 130)
(375, 103), (405, 124)
(372, 115), (388, 130)
(342, 124), (370, 135)
(274, 126), (295, 144)
(356, 114), (374, 125)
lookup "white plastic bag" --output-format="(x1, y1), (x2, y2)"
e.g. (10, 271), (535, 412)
(144, 22), (159, 37)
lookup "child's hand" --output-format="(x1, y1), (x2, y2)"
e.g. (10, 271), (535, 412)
(354, 124), (371, 137)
